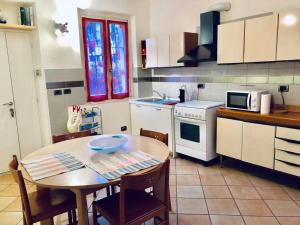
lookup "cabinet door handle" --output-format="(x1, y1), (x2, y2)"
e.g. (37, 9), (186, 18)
(277, 137), (300, 145)
(155, 108), (162, 111)
(277, 159), (300, 168)
(280, 150), (300, 156)
(136, 105), (142, 108)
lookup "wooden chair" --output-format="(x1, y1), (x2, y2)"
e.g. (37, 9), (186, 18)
(92, 159), (170, 225)
(9, 155), (77, 225)
(140, 128), (168, 146)
(52, 130), (92, 144)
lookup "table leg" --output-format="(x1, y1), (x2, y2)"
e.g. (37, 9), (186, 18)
(74, 189), (89, 225)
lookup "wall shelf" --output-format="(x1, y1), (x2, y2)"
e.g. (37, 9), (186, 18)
(0, 24), (36, 31)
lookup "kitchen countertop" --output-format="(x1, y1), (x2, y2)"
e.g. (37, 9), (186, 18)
(129, 97), (178, 109)
(217, 106), (300, 129)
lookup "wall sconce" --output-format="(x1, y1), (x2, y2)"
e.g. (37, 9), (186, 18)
(54, 21), (69, 36)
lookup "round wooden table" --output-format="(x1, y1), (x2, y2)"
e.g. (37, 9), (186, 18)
(20, 134), (170, 225)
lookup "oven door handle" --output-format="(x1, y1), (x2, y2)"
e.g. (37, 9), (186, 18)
(175, 116), (206, 124)
(247, 94), (251, 110)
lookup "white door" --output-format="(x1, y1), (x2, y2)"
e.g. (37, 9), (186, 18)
(170, 33), (184, 67)
(0, 32), (20, 173)
(157, 35), (170, 67)
(6, 32), (42, 158)
(145, 38), (157, 68)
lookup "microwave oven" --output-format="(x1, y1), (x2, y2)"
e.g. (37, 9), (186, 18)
(226, 90), (269, 112)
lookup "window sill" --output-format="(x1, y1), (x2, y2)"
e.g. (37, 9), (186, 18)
(85, 98), (131, 105)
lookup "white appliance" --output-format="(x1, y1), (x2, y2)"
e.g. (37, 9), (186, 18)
(226, 90), (268, 112)
(174, 100), (224, 162)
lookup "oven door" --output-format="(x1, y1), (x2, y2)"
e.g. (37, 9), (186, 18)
(175, 116), (206, 152)
(227, 92), (251, 110)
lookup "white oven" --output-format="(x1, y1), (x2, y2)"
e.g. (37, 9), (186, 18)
(174, 100), (224, 162)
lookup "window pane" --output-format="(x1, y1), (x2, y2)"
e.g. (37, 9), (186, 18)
(108, 21), (129, 98)
(83, 18), (107, 101)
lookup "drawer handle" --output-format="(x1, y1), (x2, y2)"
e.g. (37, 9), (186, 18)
(277, 159), (300, 168)
(136, 105), (142, 108)
(155, 108), (162, 111)
(277, 137), (300, 145)
(280, 150), (300, 156)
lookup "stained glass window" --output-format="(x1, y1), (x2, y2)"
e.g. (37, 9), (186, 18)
(82, 18), (108, 101)
(82, 18), (129, 101)
(108, 21), (129, 99)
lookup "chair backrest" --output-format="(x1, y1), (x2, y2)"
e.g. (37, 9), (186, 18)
(140, 128), (168, 146)
(119, 159), (170, 224)
(9, 155), (33, 225)
(52, 130), (92, 143)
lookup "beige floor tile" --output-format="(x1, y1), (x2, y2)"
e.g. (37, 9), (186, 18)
(4, 197), (22, 212)
(178, 214), (211, 225)
(224, 174), (252, 186)
(170, 197), (177, 214)
(276, 217), (300, 225)
(198, 165), (221, 175)
(265, 200), (300, 216)
(297, 201), (300, 207)
(235, 199), (273, 216)
(170, 166), (176, 175)
(0, 173), (16, 185)
(0, 184), (21, 197)
(220, 167), (245, 176)
(0, 196), (16, 211)
(203, 186), (232, 199)
(248, 176), (282, 188)
(200, 175), (226, 185)
(210, 215), (245, 225)
(176, 175), (201, 186)
(176, 158), (199, 167)
(0, 212), (22, 225)
(243, 216), (279, 225)
(177, 198), (208, 214)
(170, 185), (177, 197)
(176, 166), (198, 175)
(206, 199), (240, 215)
(256, 187), (291, 200)
(177, 186), (204, 198)
(284, 187), (300, 201)
(170, 213), (178, 225)
(0, 184), (9, 191)
(170, 175), (176, 186)
(229, 186), (261, 200)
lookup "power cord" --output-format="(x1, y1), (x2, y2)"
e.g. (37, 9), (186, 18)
(280, 90), (285, 105)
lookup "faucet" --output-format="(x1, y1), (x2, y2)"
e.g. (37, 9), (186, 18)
(153, 90), (167, 100)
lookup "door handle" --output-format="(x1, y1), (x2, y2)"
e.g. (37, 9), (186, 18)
(9, 108), (15, 118)
(2, 101), (13, 106)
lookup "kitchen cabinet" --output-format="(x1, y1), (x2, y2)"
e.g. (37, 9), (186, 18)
(217, 118), (243, 160)
(277, 11), (300, 61)
(242, 122), (275, 169)
(244, 14), (278, 62)
(130, 102), (174, 154)
(145, 38), (157, 68)
(217, 21), (245, 64)
(169, 32), (198, 67)
(157, 35), (170, 67)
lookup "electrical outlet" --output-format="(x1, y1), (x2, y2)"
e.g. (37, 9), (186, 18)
(121, 126), (127, 132)
(278, 85), (289, 92)
(197, 83), (205, 89)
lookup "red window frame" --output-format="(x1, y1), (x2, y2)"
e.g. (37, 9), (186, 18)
(82, 17), (108, 102)
(107, 20), (130, 99)
(82, 17), (130, 102)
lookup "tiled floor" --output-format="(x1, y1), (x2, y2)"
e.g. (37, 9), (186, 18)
(0, 156), (300, 225)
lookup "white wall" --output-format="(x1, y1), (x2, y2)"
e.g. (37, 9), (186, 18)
(35, 0), (150, 69)
(150, 0), (300, 36)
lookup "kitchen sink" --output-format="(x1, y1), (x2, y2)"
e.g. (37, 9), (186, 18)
(137, 98), (179, 105)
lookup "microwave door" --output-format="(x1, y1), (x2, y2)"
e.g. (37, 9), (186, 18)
(227, 92), (249, 110)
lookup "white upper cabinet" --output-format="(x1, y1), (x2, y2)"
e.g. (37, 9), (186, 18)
(170, 32), (184, 67)
(277, 11), (300, 61)
(244, 14), (278, 63)
(217, 21), (245, 64)
(145, 38), (157, 68)
(157, 35), (170, 67)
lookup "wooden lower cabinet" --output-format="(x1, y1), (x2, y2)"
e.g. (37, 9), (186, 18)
(217, 118), (275, 169)
(217, 118), (243, 160)
(242, 122), (275, 169)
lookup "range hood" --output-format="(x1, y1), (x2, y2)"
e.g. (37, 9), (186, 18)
(178, 11), (220, 65)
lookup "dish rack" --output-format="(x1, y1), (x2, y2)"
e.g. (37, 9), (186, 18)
(80, 106), (103, 135)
